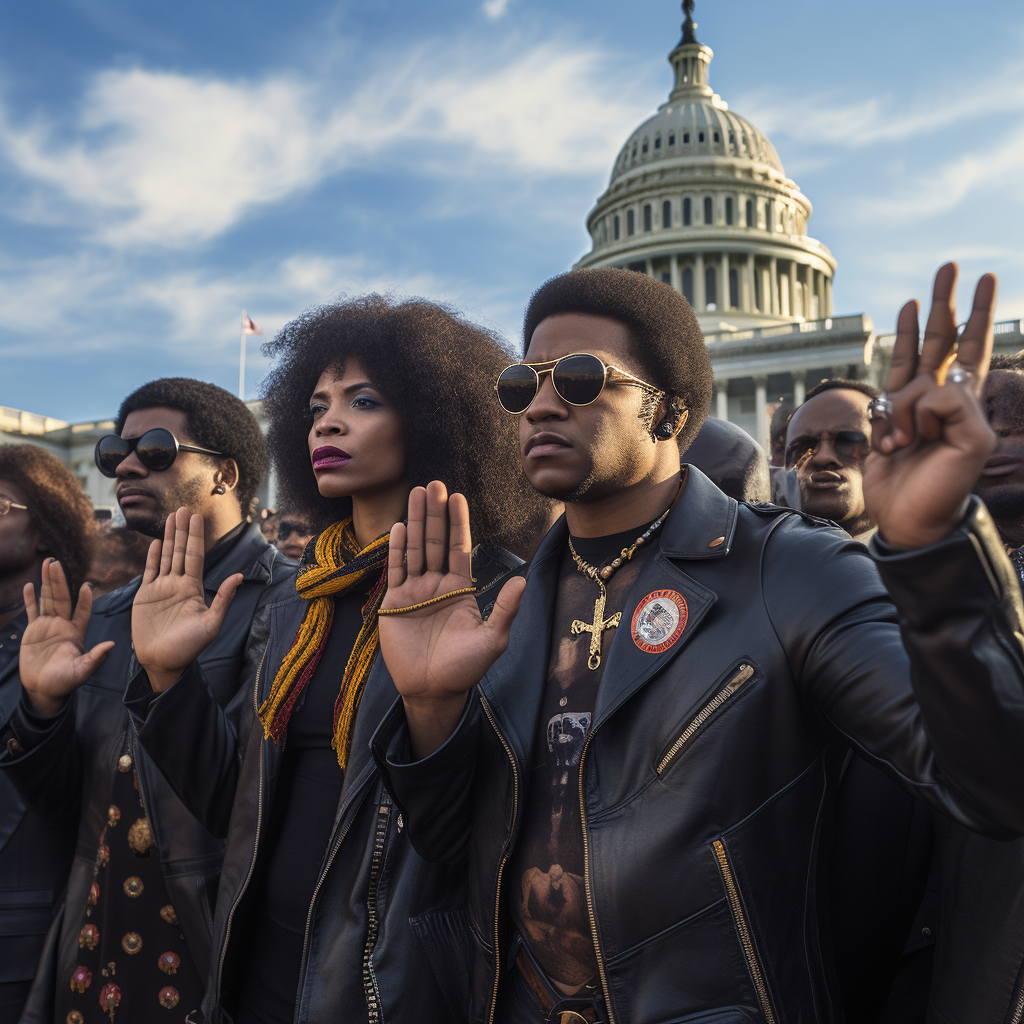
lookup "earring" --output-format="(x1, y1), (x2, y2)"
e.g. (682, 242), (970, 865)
(213, 485), (226, 495)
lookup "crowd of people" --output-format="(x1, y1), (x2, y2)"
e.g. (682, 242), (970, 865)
(0, 261), (1021, 1024)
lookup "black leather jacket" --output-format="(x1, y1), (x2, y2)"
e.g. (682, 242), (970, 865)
(123, 543), (521, 1024)
(0, 524), (285, 1023)
(0, 610), (76, 996)
(374, 468), (1024, 1024)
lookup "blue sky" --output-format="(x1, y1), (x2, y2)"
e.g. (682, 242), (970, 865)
(2, 0), (1022, 422)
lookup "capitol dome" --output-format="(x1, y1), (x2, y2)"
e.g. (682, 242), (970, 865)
(577, 1), (836, 336)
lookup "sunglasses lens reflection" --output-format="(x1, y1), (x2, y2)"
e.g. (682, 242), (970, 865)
(496, 364), (540, 413)
(834, 431), (870, 461)
(95, 436), (130, 477)
(552, 354), (606, 406)
(135, 429), (178, 472)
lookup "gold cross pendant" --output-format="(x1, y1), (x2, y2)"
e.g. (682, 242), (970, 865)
(571, 586), (622, 670)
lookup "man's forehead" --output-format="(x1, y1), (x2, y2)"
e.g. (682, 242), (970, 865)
(121, 406), (189, 439)
(787, 388), (871, 439)
(525, 312), (633, 363)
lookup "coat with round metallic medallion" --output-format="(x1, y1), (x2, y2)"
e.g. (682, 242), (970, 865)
(0, 523), (288, 1023)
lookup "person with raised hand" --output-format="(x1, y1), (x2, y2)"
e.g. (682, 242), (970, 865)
(373, 264), (1024, 1024)
(0, 445), (96, 1022)
(1, 380), (281, 1024)
(123, 296), (553, 1024)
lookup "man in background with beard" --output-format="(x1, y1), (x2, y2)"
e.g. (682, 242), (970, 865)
(1, 378), (288, 1023)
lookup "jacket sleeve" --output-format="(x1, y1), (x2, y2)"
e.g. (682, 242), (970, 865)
(0, 695), (82, 821)
(371, 674), (482, 865)
(764, 498), (1024, 838)
(123, 600), (273, 838)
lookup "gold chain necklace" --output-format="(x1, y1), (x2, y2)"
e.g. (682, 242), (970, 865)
(568, 496), (676, 671)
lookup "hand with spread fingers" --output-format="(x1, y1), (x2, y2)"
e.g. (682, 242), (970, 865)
(18, 559), (116, 717)
(378, 481), (526, 757)
(131, 506), (244, 692)
(863, 262), (998, 548)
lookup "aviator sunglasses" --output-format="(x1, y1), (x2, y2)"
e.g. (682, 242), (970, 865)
(0, 497), (29, 516)
(494, 352), (663, 415)
(784, 430), (871, 469)
(94, 428), (224, 478)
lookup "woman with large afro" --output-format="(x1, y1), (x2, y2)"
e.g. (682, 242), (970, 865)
(124, 294), (554, 1024)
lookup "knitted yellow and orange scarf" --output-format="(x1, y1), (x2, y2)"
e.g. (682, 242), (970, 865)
(257, 518), (389, 770)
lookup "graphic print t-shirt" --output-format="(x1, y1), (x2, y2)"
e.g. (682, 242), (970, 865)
(509, 524), (655, 993)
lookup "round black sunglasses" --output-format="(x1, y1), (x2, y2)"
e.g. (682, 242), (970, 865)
(94, 428), (224, 478)
(494, 352), (663, 415)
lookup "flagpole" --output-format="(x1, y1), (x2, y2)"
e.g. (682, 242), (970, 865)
(239, 311), (247, 399)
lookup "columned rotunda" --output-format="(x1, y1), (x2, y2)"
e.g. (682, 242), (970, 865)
(575, 1), (876, 443)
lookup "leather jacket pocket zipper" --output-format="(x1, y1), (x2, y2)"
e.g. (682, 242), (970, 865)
(712, 839), (776, 1024)
(657, 664), (755, 776)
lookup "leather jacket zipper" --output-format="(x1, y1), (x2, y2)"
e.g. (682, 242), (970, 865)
(362, 792), (393, 1023)
(657, 664), (754, 776)
(712, 839), (776, 1024)
(479, 694), (520, 1024)
(579, 732), (616, 1024)
(215, 641), (269, 1012)
(1010, 972), (1024, 1024)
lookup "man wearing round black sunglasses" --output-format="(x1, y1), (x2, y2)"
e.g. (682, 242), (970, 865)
(3, 378), (287, 1024)
(784, 378), (879, 542)
(372, 264), (1024, 1024)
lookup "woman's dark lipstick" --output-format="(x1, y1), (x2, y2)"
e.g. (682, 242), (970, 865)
(311, 445), (352, 470)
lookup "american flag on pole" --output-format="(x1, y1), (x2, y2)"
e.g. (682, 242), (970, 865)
(242, 313), (262, 335)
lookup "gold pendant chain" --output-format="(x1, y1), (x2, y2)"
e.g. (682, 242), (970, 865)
(567, 488), (678, 670)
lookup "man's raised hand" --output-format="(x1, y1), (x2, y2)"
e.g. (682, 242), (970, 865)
(378, 481), (526, 757)
(131, 508), (243, 692)
(863, 263), (998, 548)
(19, 559), (115, 717)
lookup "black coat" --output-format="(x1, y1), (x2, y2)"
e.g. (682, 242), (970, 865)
(374, 467), (1024, 1024)
(123, 543), (521, 1024)
(0, 524), (286, 1023)
(0, 611), (76, 997)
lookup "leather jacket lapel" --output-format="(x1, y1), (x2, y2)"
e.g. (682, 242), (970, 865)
(479, 518), (567, 767)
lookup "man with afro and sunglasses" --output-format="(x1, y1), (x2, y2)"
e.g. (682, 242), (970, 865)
(372, 264), (1024, 1023)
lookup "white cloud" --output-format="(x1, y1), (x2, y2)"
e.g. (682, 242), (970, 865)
(482, 0), (513, 18)
(0, 40), (647, 249)
(737, 62), (1024, 149)
(862, 126), (1024, 221)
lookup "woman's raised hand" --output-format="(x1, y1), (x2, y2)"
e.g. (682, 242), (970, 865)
(378, 481), (526, 757)
(131, 507), (243, 692)
(863, 263), (997, 547)
(19, 559), (115, 717)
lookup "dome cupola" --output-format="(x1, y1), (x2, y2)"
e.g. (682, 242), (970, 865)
(576, 0), (837, 336)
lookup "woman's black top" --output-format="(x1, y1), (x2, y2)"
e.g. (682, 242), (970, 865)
(235, 584), (373, 1024)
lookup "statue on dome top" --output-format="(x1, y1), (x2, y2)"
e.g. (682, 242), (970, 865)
(681, 0), (700, 45)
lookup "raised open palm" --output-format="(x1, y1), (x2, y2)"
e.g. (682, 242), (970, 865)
(131, 507), (243, 692)
(863, 263), (998, 548)
(19, 558), (115, 717)
(378, 482), (526, 756)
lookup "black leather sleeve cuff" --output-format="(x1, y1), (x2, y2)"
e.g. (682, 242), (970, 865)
(870, 497), (1024, 634)
(372, 692), (482, 865)
(123, 665), (192, 726)
(2, 694), (73, 761)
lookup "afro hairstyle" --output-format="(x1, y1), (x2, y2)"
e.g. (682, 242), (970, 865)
(0, 443), (96, 596)
(521, 268), (713, 452)
(115, 378), (268, 517)
(259, 293), (554, 550)
(802, 377), (880, 403)
(990, 351), (1024, 373)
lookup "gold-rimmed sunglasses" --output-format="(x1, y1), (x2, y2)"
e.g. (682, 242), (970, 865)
(0, 498), (29, 516)
(494, 352), (664, 414)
